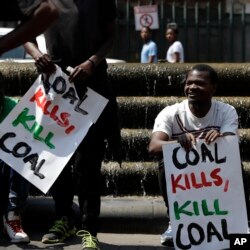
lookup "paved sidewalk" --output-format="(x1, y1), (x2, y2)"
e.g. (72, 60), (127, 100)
(0, 233), (174, 249)
(0, 196), (174, 250)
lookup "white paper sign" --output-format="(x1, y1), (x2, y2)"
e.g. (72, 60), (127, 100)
(163, 136), (248, 250)
(134, 5), (159, 31)
(0, 66), (108, 194)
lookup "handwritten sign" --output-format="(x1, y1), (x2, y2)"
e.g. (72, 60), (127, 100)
(0, 66), (108, 194)
(163, 136), (248, 250)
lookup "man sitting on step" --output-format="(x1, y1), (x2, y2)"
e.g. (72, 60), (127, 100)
(148, 63), (250, 246)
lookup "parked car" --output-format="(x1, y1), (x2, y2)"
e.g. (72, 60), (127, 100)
(0, 27), (46, 62)
(0, 27), (125, 63)
(0, 27), (26, 60)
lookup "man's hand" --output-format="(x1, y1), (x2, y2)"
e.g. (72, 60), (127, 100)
(68, 60), (95, 83)
(34, 53), (56, 75)
(204, 129), (221, 144)
(177, 133), (196, 152)
(178, 130), (222, 152)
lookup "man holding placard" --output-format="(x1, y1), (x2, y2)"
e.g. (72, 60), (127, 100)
(24, 1), (121, 249)
(149, 64), (250, 249)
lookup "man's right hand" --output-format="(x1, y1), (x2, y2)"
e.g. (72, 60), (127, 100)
(34, 53), (56, 75)
(177, 133), (196, 152)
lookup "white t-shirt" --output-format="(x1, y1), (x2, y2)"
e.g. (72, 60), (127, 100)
(166, 41), (184, 63)
(152, 99), (238, 140)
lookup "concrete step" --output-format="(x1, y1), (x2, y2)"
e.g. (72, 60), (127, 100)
(2, 62), (250, 96)
(108, 63), (250, 96)
(117, 96), (250, 129)
(105, 128), (250, 162)
(30, 161), (250, 197)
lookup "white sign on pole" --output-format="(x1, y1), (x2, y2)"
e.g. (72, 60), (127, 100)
(134, 5), (159, 31)
(0, 66), (108, 194)
(163, 136), (248, 250)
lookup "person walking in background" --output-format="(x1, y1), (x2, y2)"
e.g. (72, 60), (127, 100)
(148, 64), (250, 246)
(140, 26), (158, 63)
(0, 80), (30, 243)
(24, 1), (121, 250)
(165, 23), (184, 63)
(0, 0), (58, 56)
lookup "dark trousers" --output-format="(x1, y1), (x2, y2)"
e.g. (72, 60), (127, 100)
(50, 69), (121, 236)
(0, 161), (30, 217)
(50, 124), (104, 236)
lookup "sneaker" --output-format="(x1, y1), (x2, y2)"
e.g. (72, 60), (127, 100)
(161, 223), (173, 246)
(3, 211), (30, 243)
(41, 216), (76, 244)
(77, 230), (100, 250)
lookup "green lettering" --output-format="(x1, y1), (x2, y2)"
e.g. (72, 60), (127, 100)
(202, 199), (214, 216)
(174, 200), (193, 220)
(12, 108), (35, 131)
(214, 199), (228, 215)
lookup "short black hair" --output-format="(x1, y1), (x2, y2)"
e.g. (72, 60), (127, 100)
(187, 64), (218, 84)
(166, 22), (179, 34)
(141, 26), (152, 33)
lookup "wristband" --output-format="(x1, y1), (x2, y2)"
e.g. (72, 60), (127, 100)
(88, 59), (96, 68)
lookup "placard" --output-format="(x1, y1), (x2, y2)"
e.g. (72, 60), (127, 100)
(163, 136), (248, 250)
(0, 66), (108, 193)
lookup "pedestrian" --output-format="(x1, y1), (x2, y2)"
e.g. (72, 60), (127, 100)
(0, 0), (58, 56)
(0, 78), (30, 243)
(165, 23), (184, 63)
(140, 26), (158, 63)
(148, 64), (250, 246)
(24, 1), (121, 250)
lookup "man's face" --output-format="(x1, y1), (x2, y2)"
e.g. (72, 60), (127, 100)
(165, 28), (176, 43)
(184, 70), (216, 104)
(140, 27), (151, 43)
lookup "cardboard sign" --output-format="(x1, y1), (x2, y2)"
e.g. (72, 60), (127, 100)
(0, 66), (108, 193)
(134, 5), (159, 31)
(163, 136), (248, 250)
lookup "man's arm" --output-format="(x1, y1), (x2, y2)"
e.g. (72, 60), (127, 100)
(148, 55), (156, 63)
(24, 41), (56, 74)
(0, 0), (58, 55)
(88, 20), (116, 67)
(68, 20), (116, 83)
(148, 131), (170, 157)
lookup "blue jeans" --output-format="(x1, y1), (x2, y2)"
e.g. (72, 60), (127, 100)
(0, 160), (30, 215)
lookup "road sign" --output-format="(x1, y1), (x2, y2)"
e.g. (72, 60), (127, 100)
(134, 5), (159, 31)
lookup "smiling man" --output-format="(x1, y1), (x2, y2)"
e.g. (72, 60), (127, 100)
(148, 64), (250, 246)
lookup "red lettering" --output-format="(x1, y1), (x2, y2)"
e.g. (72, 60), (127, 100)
(184, 174), (191, 190)
(210, 168), (223, 186)
(50, 105), (59, 121)
(30, 88), (45, 108)
(171, 168), (224, 194)
(30, 88), (75, 134)
(65, 125), (75, 134)
(171, 174), (186, 193)
(191, 172), (203, 188)
(58, 113), (70, 127)
(201, 171), (212, 187)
